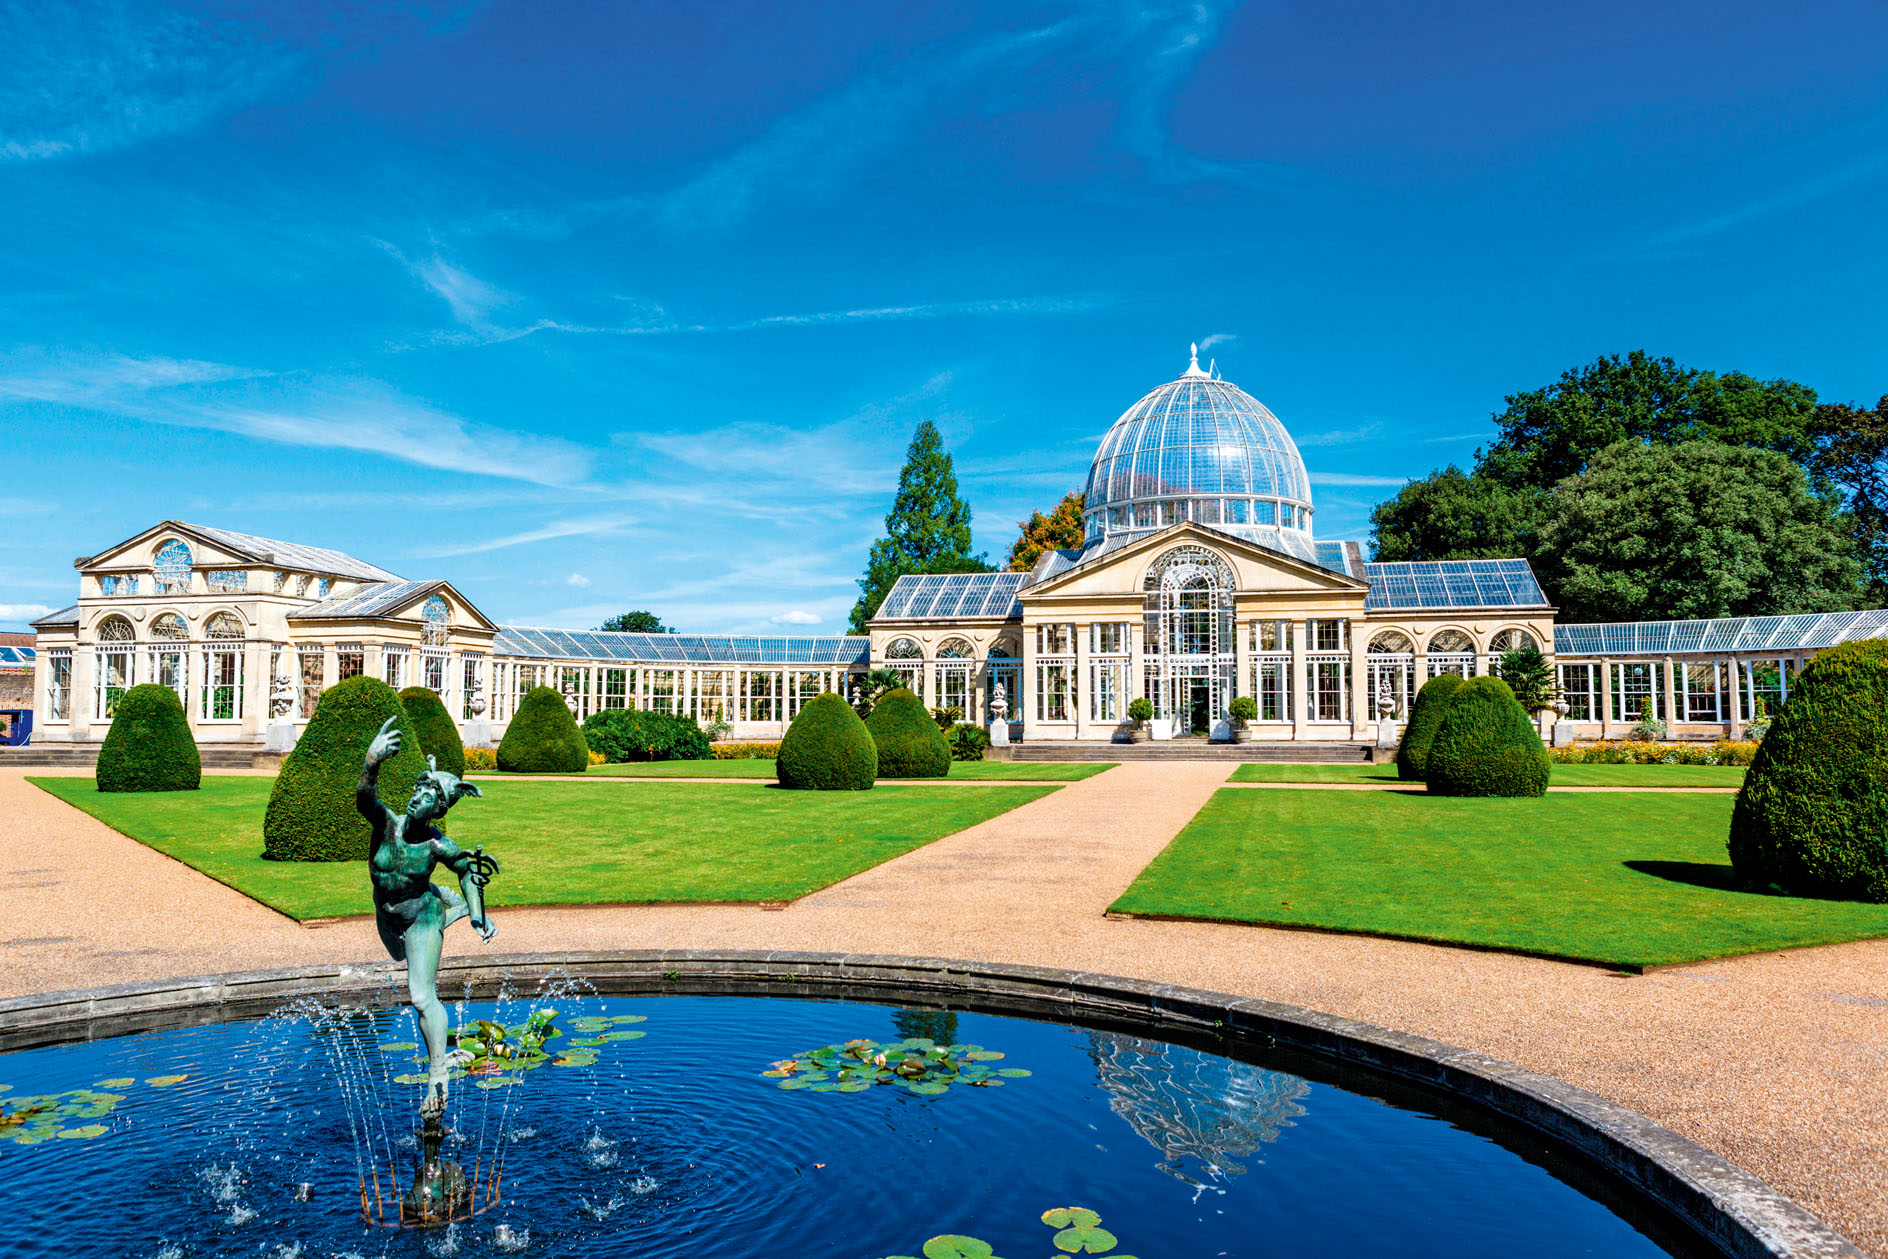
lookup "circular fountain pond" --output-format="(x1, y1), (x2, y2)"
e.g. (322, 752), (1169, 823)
(0, 988), (1713, 1257)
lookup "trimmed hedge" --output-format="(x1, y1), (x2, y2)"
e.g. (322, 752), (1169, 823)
(498, 685), (591, 774)
(864, 687), (951, 778)
(264, 676), (426, 861)
(1396, 673), (1466, 781)
(397, 685), (465, 778)
(777, 692), (877, 790)
(1425, 676), (1551, 798)
(581, 708), (710, 763)
(96, 684), (201, 792)
(1728, 638), (1888, 902)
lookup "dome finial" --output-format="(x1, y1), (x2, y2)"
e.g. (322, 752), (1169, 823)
(1184, 342), (1207, 378)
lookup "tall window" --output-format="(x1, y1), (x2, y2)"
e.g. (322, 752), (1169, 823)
(1685, 662), (1722, 722)
(885, 637), (924, 700)
(1035, 661), (1071, 721)
(648, 669), (676, 714)
(148, 613), (188, 708)
(1366, 631), (1415, 720)
(745, 670), (778, 721)
(201, 612), (245, 721)
(1141, 546), (1236, 735)
(47, 649), (72, 721)
(936, 638), (973, 718)
(421, 594), (450, 695)
(1742, 660), (1786, 721)
(337, 643), (364, 682)
(153, 540), (192, 595)
(1306, 620), (1350, 722)
(299, 645), (325, 718)
(463, 653), (485, 718)
(95, 616), (134, 718)
(1558, 663), (1598, 721)
(987, 640), (1020, 724)
(1610, 662), (1664, 723)
(383, 645), (408, 689)
(1088, 624), (1128, 723)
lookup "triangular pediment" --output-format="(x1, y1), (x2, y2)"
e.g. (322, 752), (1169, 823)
(77, 521), (253, 572)
(288, 579), (500, 632)
(1022, 523), (1368, 601)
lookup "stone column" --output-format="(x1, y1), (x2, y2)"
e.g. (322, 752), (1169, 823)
(1021, 626), (1037, 742)
(1347, 621), (1368, 741)
(1662, 655), (1679, 731)
(1072, 623), (1089, 740)
(1290, 620), (1309, 742)
(71, 645), (95, 739)
(1599, 659), (1616, 737)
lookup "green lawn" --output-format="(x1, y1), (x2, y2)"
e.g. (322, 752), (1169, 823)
(565, 758), (1114, 782)
(33, 775), (1056, 921)
(1110, 788), (1888, 969)
(1227, 762), (1747, 787)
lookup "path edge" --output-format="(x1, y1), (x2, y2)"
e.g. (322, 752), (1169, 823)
(0, 948), (1860, 1259)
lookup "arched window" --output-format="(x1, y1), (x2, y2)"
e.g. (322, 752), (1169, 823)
(935, 638), (974, 717)
(154, 539), (193, 594)
(148, 614), (188, 706)
(936, 638), (974, 659)
(1491, 628), (1538, 654)
(886, 637), (923, 660)
(95, 616), (134, 718)
(1426, 629), (1477, 679)
(883, 636), (924, 700)
(1142, 546), (1236, 735)
(1366, 631), (1416, 720)
(201, 612), (246, 721)
(422, 596), (450, 647)
(1368, 631), (1414, 654)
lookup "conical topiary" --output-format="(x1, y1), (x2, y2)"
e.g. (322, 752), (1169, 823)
(777, 692), (877, 790)
(1396, 672), (1466, 781)
(1425, 675), (1551, 798)
(96, 684), (201, 792)
(264, 676), (426, 861)
(497, 685), (590, 774)
(863, 686), (951, 778)
(1728, 638), (1888, 902)
(397, 685), (465, 778)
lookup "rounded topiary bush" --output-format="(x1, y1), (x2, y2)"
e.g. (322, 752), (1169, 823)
(864, 687), (951, 778)
(1728, 638), (1888, 902)
(397, 685), (465, 779)
(1425, 676), (1551, 798)
(1396, 672), (1466, 781)
(777, 692), (877, 790)
(96, 684), (200, 792)
(264, 676), (425, 861)
(498, 685), (591, 774)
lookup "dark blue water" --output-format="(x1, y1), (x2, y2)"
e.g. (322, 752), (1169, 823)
(0, 994), (1686, 1257)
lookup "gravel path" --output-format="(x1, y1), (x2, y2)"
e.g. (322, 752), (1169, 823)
(5, 764), (1883, 1252)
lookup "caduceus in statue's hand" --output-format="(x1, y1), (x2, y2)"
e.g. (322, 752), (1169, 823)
(359, 716), (500, 1118)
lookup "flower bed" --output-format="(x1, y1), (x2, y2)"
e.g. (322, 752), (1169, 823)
(1549, 739), (1756, 766)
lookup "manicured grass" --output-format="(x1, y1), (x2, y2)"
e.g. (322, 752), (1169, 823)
(1227, 762), (1747, 787)
(1110, 788), (1888, 969)
(566, 758), (1114, 782)
(32, 775), (1056, 921)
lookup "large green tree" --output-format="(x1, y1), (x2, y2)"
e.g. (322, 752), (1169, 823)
(1535, 441), (1863, 623)
(1008, 490), (1085, 571)
(599, 611), (672, 633)
(849, 420), (990, 632)
(1810, 396), (1888, 604)
(1368, 467), (1545, 563)
(1476, 351), (1820, 491)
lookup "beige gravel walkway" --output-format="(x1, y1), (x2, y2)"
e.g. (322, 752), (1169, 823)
(4, 764), (1885, 1252)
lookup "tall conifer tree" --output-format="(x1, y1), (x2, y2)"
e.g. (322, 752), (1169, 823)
(850, 420), (990, 632)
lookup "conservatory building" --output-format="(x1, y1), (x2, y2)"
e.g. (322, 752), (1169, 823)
(28, 349), (1888, 752)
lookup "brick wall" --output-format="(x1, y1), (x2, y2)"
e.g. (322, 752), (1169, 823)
(0, 672), (29, 710)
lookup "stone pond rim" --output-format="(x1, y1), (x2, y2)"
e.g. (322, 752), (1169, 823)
(0, 949), (1861, 1259)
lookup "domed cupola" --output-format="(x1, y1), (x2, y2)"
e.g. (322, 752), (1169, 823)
(1082, 346), (1315, 560)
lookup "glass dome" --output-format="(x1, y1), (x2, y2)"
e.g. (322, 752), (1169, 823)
(1083, 348), (1314, 557)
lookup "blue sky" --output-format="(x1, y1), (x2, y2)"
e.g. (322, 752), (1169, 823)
(3, 0), (1885, 633)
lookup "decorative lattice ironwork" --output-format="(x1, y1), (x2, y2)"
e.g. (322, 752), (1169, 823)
(150, 614), (188, 642)
(422, 595), (450, 647)
(154, 539), (192, 593)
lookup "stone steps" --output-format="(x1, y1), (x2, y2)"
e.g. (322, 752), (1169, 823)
(994, 740), (1376, 763)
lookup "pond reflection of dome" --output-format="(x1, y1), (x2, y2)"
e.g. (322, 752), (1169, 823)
(1083, 346), (1315, 561)
(1085, 1031), (1310, 1187)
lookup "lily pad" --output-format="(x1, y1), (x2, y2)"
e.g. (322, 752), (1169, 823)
(903, 1080), (949, 1096)
(922, 1236), (995, 1259)
(1051, 1226), (1117, 1254)
(596, 1031), (645, 1042)
(56, 1124), (108, 1140)
(606, 1014), (648, 1025)
(996, 1068), (1031, 1078)
(392, 1073), (431, 1085)
(474, 1078), (521, 1090)
(144, 1075), (188, 1087)
(1041, 1208), (1100, 1229)
(769, 1037), (1027, 1097)
(94, 1078), (134, 1089)
(379, 1042), (418, 1053)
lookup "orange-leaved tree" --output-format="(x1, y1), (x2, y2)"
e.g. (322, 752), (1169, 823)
(1007, 491), (1085, 572)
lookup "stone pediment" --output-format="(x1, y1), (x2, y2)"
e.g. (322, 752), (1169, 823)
(288, 579), (500, 633)
(1021, 522), (1368, 602)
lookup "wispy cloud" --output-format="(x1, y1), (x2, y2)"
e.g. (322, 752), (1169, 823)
(1297, 421), (1385, 448)
(415, 515), (637, 559)
(565, 572), (591, 588)
(0, 603), (54, 621)
(1309, 471), (1410, 487)
(770, 609), (821, 625)
(0, 350), (595, 487)
(0, 1), (299, 162)
(1651, 153), (1888, 246)
(1197, 332), (1238, 352)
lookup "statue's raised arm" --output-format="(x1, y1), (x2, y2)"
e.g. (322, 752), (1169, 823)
(358, 715), (402, 828)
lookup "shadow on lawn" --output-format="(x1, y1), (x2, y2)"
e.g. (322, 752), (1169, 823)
(1623, 859), (1767, 895)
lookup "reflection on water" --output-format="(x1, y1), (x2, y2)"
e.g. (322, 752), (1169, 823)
(1086, 1031), (1310, 1186)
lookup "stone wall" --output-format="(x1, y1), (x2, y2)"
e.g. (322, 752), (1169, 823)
(0, 671), (29, 710)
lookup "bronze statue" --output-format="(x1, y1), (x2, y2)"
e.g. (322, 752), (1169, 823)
(359, 715), (499, 1119)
